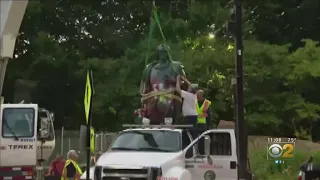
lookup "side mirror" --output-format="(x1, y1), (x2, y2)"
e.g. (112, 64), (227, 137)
(39, 117), (50, 139)
(50, 113), (55, 122)
(0, 96), (4, 104)
(95, 133), (103, 153)
(204, 135), (211, 156)
(79, 125), (87, 152)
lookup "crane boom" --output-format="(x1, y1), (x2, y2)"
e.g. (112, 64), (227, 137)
(0, 0), (28, 96)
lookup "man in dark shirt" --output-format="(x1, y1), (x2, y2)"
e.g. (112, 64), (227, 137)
(66, 164), (76, 178)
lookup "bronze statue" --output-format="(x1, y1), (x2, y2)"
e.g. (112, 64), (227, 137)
(140, 44), (186, 124)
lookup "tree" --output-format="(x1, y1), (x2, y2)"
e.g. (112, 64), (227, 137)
(4, 0), (320, 140)
(244, 0), (320, 49)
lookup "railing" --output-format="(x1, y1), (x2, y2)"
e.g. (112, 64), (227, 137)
(36, 127), (117, 180)
(43, 127), (117, 167)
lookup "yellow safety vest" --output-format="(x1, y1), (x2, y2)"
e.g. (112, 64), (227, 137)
(196, 99), (211, 124)
(61, 159), (83, 180)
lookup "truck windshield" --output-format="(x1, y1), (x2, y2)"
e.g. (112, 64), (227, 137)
(110, 130), (181, 152)
(1, 108), (35, 138)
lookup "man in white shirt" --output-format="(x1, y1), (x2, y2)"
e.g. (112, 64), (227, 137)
(176, 75), (197, 126)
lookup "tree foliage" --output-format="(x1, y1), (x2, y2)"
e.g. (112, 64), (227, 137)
(4, 0), (320, 140)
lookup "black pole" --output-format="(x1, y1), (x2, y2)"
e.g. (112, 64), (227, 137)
(86, 104), (92, 180)
(234, 0), (247, 179)
(86, 70), (94, 180)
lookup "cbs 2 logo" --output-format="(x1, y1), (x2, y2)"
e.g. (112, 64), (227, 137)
(268, 144), (294, 158)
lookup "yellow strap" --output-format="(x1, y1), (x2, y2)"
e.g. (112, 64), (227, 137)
(64, 160), (72, 167)
(75, 163), (83, 174)
(141, 89), (175, 97)
(141, 90), (182, 102)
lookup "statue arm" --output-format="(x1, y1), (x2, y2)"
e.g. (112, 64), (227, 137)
(176, 75), (182, 94)
(140, 66), (150, 95)
(140, 80), (145, 95)
(140, 82), (152, 98)
(141, 66), (148, 82)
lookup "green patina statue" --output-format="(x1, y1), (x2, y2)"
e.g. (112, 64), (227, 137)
(140, 44), (186, 124)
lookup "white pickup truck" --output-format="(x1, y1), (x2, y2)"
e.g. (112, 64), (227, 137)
(81, 124), (241, 180)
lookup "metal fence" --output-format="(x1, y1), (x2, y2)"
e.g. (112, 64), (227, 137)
(45, 127), (117, 166)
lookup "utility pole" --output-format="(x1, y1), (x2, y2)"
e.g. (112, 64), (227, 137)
(234, 0), (248, 179)
(227, 0), (248, 179)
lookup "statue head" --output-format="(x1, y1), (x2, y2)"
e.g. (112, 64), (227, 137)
(156, 44), (170, 63)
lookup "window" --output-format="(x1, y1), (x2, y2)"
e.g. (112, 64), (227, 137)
(110, 130), (181, 152)
(209, 132), (232, 155)
(37, 118), (55, 141)
(47, 120), (55, 140)
(37, 111), (55, 141)
(2, 108), (35, 138)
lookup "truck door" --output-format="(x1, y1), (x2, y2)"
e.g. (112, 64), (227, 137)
(183, 130), (199, 180)
(185, 130), (238, 180)
(0, 104), (38, 167)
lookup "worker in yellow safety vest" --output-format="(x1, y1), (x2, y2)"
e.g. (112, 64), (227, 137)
(61, 150), (83, 180)
(196, 89), (212, 130)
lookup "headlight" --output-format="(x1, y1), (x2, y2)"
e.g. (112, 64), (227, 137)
(150, 167), (162, 180)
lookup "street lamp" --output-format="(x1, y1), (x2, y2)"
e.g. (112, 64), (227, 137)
(208, 33), (215, 39)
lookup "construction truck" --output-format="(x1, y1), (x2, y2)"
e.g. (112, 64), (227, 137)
(0, 103), (55, 180)
(79, 119), (253, 180)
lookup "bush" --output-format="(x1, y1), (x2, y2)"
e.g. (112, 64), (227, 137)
(250, 150), (320, 180)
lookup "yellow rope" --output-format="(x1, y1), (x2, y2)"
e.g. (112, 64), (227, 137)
(141, 89), (174, 97)
(141, 90), (182, 102)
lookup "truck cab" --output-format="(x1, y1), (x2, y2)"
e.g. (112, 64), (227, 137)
(0, 104), (38, 179)
(0, 104), (55, 180)
(81, 124), (238, 180)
